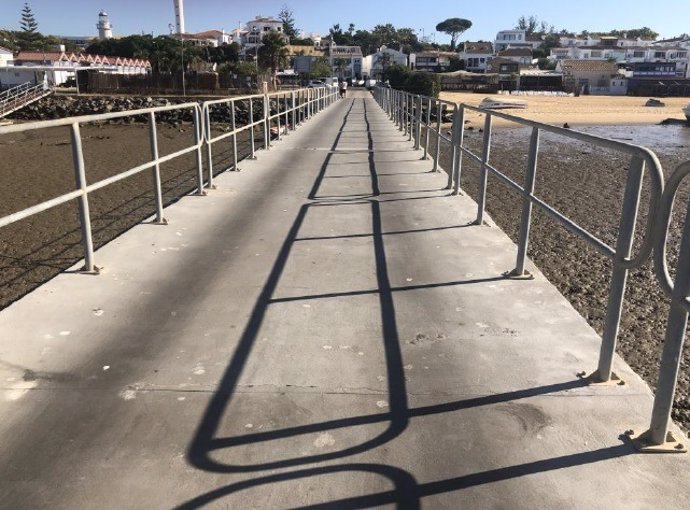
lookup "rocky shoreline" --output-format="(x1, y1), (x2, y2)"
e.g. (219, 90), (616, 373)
(7, 94), (276, 125)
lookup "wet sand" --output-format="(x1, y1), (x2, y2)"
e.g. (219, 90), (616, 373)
(441, 91), (690, 128)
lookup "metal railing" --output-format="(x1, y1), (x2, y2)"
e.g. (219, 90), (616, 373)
(0, 81), (52, 118)
(0, 87), (338, 274)
(201, 87), (335, 188)
(373, 86), (690, 452)
(632, 160), (690, 452)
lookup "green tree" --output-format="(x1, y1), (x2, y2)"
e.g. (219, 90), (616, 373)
(435, 18), (472, 50)
(329, 24), (346, 45)
(17, 3), (42, 51)
(332, 58), (348, 79)
(258, 31), (289, 84)
(279, 4), (297, 40)
(309, 57), (332, 78)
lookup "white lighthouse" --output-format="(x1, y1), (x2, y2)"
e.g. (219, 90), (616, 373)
(173, 0), (186, 34)
(97, 10), (113, 40)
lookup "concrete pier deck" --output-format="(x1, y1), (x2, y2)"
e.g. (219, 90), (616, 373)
(1, 90), (690, 509)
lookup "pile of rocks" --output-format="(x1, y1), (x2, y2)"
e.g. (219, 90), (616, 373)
(8, 95), (282, 126)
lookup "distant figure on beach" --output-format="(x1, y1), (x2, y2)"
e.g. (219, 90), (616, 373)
(339, 80), (347, 98)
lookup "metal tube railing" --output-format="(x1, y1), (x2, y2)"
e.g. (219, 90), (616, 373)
(373, 86), (665, 390)
(0, 87), (337, 274)
(629, 161), (690, 451)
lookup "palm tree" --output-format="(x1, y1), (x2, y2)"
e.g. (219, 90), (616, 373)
(258, 31), (288, 88)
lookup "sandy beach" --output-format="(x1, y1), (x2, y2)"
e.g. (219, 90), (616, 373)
(440, 91), (690, 128)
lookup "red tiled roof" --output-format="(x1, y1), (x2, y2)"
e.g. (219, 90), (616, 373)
(464, 42), (493, 54)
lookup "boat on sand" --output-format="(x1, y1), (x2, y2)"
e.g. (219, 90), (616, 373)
(479, 97), (528, 110)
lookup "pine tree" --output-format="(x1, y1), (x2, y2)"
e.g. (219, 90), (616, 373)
(17, 3), (42, 51)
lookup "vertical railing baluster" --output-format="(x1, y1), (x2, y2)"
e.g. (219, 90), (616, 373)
(475, 114), (493, 225)
(193, 106), (206, 195)
(147, 111), (166, 224)
(70, 122), (96, 273)
(593, 155), (645, 382)
(433, 101), (442, 173)
(510, 127), (540, 277)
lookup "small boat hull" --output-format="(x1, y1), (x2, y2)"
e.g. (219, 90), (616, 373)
(479, 97), (528, 110)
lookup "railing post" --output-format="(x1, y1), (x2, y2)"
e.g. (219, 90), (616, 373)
(291, 91), (297, 128)
(510, 127), (540, 277)
(633, 177), (690, 451)
(284, 94), (290, 134)
(276, 96), (282, 142)
(147, 112), (166, 224)
(475, 113), (493, 225)
(248, 98), (257, 159)
(407, 95), (413, 141)
(231, 101), (240, 171)
(433, 101), (442, 173)
(423, 97), (431, 160)
(414, 95), (422, 149)
(263, 94), (270, 150)
(193, 107), (206, 196)
(70, 122), (96, 273)
(449, 104), (464, 191)
(204, 105), (215, 189)
(591, 155), (645, 382)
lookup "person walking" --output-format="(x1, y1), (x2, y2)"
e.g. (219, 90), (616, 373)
(339, 80), (347, 99)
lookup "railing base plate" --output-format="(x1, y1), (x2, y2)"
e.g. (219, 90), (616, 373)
(505, 269), (534, 280)
(626, 430), (687, 453)
(577, 370), (625, 386)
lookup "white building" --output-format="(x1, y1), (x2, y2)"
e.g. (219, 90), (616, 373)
(229, 28), (246, 46)
(362, 46), (408, 79)
(549, 44), (689, 77)
(497, 48), (535, 66)
(461, 41), (494, 73)
(494, 29), (543, 52)
(0, 46), (13, 67)
(243, 16), (288, 53)
(328, 44), (363, 79)
(0, 51), (150, 89)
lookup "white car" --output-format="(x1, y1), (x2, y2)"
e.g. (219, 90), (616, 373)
(308, 80), (326, 88)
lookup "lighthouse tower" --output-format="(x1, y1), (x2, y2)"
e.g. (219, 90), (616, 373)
(173, 0), (185, 34)
(97, 10), (113, 40)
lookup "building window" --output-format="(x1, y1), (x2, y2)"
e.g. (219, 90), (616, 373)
(654, 52), (665, 58)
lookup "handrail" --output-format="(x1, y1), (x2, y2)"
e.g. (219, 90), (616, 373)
(0, 87), (339, 274)
(632, 160), (690, 450)
(0, 81), (51, 118)
(374, 85), (679, 442)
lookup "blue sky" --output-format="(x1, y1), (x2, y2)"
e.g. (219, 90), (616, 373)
(2, 0), (688, 43)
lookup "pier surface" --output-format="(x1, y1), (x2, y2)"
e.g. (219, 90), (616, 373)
(1, 90), (690, 509)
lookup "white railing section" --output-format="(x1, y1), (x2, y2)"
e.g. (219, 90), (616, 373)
(374, 85), (690, 453)
(0, 81), (52, 118)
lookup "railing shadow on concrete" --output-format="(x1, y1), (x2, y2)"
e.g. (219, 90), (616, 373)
(184, 99), (595, 479)
(374, 85), (690, 453)
(174, 442), (633, 509)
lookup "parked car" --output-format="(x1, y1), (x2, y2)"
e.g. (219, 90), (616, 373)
(308, 80), (326, 88)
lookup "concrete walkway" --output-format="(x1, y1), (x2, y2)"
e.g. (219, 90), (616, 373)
(1, 90), (690, 509)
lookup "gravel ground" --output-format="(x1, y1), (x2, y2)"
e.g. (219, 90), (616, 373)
(427, 122), (690, 431)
